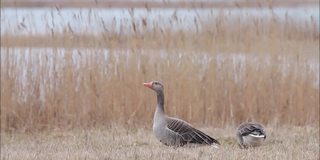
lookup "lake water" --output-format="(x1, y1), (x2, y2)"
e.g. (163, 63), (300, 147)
(1, 7), (319, 94)
(1, 7), (319, 35)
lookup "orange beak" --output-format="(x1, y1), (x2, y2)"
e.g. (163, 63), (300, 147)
(143, 82), (153, 89)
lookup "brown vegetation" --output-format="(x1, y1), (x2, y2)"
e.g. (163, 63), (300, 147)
(1, 2), (319, 160)
(2, 8), (319, 50)
(1, 126), (319, 159)
(1, 7), (319, 133)
(1, 0), (318, 8)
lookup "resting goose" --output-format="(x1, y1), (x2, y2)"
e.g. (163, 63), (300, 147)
(236, 122), (266, 149)
(144, 81), (220, 147)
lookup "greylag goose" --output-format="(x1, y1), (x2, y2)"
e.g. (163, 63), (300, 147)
(143, 81), (220, 147)
(236, 122), (266, 149)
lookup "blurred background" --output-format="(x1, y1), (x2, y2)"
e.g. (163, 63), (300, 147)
(1, 0), (319, 132)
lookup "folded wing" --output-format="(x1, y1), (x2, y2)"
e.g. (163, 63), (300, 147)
(166, 117), (220, 145)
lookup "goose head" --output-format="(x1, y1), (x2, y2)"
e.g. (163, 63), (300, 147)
(143, 81), (164, 93)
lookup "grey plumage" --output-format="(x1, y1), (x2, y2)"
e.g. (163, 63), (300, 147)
(166, 117), (220, 146)
(144, 81), (220, 147)
(236, 122), (266, 149)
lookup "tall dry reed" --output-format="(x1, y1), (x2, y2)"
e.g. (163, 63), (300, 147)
(1, 48), (318, 132)
(1, 8), (319, 132)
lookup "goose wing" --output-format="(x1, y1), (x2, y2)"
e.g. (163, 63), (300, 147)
(166, 117), (220, 145)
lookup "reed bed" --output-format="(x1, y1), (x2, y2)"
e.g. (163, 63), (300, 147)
(1, 48), (318, 132)
(1, 7), (319, 132)
(2, 8), (319, 50)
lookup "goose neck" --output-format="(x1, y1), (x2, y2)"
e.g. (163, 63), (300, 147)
(156, 91), (165, 112)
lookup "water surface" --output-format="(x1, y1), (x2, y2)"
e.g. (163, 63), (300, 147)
(1, 7), (319, 35)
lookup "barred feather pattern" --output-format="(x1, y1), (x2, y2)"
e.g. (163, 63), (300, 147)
(166, 117), (220, 146)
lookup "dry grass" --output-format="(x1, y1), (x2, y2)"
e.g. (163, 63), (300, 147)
(1, 6), (319, 132)
(1, 47), (319, 132)
(2, 0), (318, 8)
(2, 7), (319, 49)
(0, 3), (319, 160)
(1, 125), (319, 160)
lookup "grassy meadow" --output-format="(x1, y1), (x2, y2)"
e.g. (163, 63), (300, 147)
(1, 126), (318, 160)
(1, 2), (319, 160)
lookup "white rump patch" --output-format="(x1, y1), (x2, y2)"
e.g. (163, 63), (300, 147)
(248, 134), (265, 138)
(211, 144), (219, 149)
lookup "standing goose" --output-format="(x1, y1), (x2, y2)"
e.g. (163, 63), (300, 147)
(236, 122), (266, 149)
(144, 81), (220, 147)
